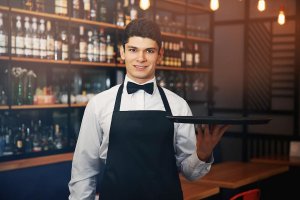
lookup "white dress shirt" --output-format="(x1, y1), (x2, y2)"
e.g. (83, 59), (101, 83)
(68, 76), (212, 200)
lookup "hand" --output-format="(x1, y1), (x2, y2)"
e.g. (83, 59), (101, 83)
(196, 124), (230, 162)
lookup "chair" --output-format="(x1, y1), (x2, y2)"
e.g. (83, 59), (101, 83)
(229, 189), (261, 200)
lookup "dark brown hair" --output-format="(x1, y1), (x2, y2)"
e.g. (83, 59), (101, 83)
(122, 18), (162, 50)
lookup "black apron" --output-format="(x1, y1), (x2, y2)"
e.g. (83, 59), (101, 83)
(99, 84), (183, 200)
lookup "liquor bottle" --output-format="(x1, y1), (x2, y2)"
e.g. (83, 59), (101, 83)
(61, 30), (68, 60)
(32, 120), (42, 152)
(70, 33), (79, 60)
(92, 29), (99, 62)
(26, 70), (35, 104)
(11, 17), (16, 56)
(35, 0), (45, 12)
(72, 0), (82, 18)
(15, 16), (24, 57)
(179, 40), (185, 67)
(55, 0), (68, 16)
(129, 0), (138, 21)
(31, 17), (40, 58)
(14, 125), (25, 154)
(164, 41), (169, 66)
(79, 26), (87, 61)
(0, 13), (8, 56)
(83, 0), (91, 20)
(46, 21), (55, 60)
(194, 43), (201, 68)
(90, 0), (98, 21)
(54, 22), (62, 60)
(98, 28), (106, 62)
(24, 127), (33, 153)
(97, 0), (107, 22)
(54, 124), (63, 149)
(106, 34), (114, 63)
(24, 16), (33, 57)
(124, 0), (130, 25)
(39, 19), (47, 59)
(23, 0), (34, 11)
(87, 30), (94, 62)
(185, 43), (193, 68)
(115, 0), (125, 27)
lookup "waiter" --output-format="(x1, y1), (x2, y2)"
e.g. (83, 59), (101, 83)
(68, 18), (229, 200)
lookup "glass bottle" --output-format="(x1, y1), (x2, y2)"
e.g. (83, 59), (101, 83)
(61, 30), (68, 60)
(97, 0), (107, 22)
(87, 30), (94, 62)
(83, 0), (91, 20)
(0, 13), (8, 56)
(39, 19), (47, 59)
(24, 16), (33, 58)
(31, 17), (40, 58)
(106, 34), (114, 63)
(98, 28), (106, 62)
(72, 0), (82, 18)
(90, 0), (97, 21)
(15, 16), (24, 57)
(46, 21), (55, 60)
(92, 29), (99, 62)
(54, 22), (62, 60)
(54, 124), (63, 149)
(129, 0), (138, 21)
(115, 0), (125, 27)
(79, 26), (87, 61)
(23, 0), (34, 11)
(35, 0), (45, 12)
(14, 125), (25, 154)
(194, 43), (201, 68)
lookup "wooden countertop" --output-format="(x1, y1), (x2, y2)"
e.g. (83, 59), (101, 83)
(180, 177), (220, 200)
(0, 153), (74, 172)
(251, 156), (300, 167)
(196, 161), (289, 189)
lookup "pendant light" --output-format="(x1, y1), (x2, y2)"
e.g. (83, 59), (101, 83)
(277, 6), (285, 25)
(210, 0), (219, 11)
(139, 0), (150, 10)
(257, 0), (266, 12)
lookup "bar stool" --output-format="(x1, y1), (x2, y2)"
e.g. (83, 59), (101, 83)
(229, 188), (261, 200)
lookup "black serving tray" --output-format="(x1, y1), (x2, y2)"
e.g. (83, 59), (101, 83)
(166, 116), (271, 125)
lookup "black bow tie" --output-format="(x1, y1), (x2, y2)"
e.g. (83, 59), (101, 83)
(127, 81), (154, 94)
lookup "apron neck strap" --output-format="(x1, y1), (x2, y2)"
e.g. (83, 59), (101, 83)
(113, 83), (173, 116)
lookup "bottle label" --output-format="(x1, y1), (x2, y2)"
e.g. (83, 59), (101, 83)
(16, 36), (24, 55)
(62, 44), (68, 60)
(0, 34), (7, 53)
(79, 41), (87, 59)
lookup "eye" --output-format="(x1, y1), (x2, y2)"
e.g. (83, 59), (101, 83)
(147, 49), (155, 54)
(128, 48), (136, 52)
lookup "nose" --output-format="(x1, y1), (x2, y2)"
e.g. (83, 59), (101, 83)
(136, 51), (146, 62)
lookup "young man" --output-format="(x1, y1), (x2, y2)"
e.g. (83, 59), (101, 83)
(68, 18), (228, 200)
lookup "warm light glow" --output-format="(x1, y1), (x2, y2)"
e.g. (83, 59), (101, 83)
(257, 0), (265, 12)
(277, 7), (285, 25)
(139, 0), (150, 10)
(210, 0), (219, 11)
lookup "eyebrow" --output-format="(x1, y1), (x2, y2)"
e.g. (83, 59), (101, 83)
(126, 45), (158, 51)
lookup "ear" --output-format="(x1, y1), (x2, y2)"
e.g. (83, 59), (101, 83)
(157, 48), (164, 64)
(120, 45), (125, 60)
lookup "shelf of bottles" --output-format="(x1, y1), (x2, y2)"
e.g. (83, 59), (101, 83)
(0, 0), (213, 161)
(0, 109), (74, 159)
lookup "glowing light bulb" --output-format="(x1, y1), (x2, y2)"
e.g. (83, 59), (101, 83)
(277, 7), (285, 25)
(139, 0), (150, 10)
(210, 0), (219, 11)
(257, 0), (265, 12)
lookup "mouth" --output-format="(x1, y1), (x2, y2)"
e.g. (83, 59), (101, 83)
(133, 65), (147, 70)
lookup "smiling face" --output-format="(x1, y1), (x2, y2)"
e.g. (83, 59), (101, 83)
(121, 36), (163, 84)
